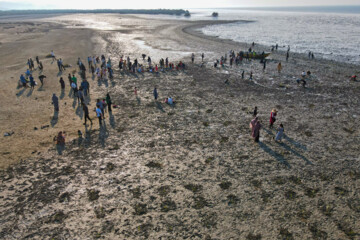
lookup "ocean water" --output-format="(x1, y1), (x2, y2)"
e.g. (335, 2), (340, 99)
(146, 7), (360, 65)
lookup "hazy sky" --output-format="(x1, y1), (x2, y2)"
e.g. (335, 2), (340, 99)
(1, 0), (360, 10)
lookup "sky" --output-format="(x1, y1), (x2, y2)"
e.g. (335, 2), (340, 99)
(1, 0), (360, 10)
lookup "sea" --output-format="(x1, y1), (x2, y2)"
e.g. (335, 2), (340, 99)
(147, 6), (360, 65)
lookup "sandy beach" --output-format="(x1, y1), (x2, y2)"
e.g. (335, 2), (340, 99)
(0, 13), (359, 239)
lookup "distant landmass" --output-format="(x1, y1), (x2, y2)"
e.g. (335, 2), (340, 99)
(0, 9), (189, 16)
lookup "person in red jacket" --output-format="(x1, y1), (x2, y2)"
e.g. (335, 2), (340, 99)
(269, 109), (278, 128)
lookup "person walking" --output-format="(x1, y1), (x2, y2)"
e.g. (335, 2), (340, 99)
(250, 117), (261, 142)
(106, 93), (112, 112)
(39, 74), (46, 86)
(153, 87), (158, 101)
(96, 105), (103, 126)
(82, 103), (92, 126)
(277, 62), (282, 73)
(68, 73), (72, 86)
(275, 124), (284, 142)
(269, 109), (278, 128)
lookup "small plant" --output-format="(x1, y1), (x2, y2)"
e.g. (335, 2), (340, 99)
(158, 186), (171, 197)
(193, 196), (208, 209)
(87, 189), (100, 201)
(285, 190), (297, 200)
(279, 228), (294, 240)
(184, 184), (203, 193)
(145, 161), (162, 169)
(219, 181), (232, 190)
(203, 121), (209, 127)
(161, 200), (176, 212)
(134, 203), (147, 215)
(305, 188), (319, 198)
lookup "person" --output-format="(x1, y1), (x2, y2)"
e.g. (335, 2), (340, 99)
(82, 103), (92, 125)
(20, 74), (27, 88)
(277, 62), (282, 73)
(250, 117), (261, 142)
(59, 77), (65, 90)
(167, 97), (173, 105)
(51, 50), (56, 62)
(106, 93), (112, 112)
(263, 59), (266, 70)
(52, 93), (59, 112)
(72, 74), (77, 85)
(39, 61), (43, 71)
(241, 70), (245, 79)
(39, 74), (46, 86)
(249, 71), (253, 80)
(350, 75), (357, 81)
(201, 53), (204, 62)
(36, 56), (40, 65)
(253, 106), (258, 117)
(286, 51), (289, 61)
(96, 105), (103, 126)
(275, 124), (284, 142)
(78, 87), (84, 104)
(134, 87), (137, 95)
(56, 131), (65, 145)
(253, 120), (262, 142)
(68, 73), (72, 86)
(96, 99), (105, 118)
(269, 109), (277, 128)
(191, 53), (195, 63)
(153, 87), (158, 101)
(29, 75), (35, 89)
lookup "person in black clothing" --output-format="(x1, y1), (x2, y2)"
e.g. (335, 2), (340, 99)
(253, 106), (258, 117)
(38, 74), (46, 86)
(59, 77), (65, 89)
(241, 70), (245, 79)
(68, 73), (72, 86)
(82, 103), (92, 125)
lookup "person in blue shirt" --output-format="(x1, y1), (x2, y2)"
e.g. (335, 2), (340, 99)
(29, 75), (35, 89)
(96, 106), (103, 126)
(20, 74), (27, 88)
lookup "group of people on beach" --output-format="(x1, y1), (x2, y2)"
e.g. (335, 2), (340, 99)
(250, 107), (284, 143)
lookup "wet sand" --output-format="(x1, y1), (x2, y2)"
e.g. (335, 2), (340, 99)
(0, 14), (359, 239)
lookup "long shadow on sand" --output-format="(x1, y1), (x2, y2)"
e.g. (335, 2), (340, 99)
(60, 89), (65, 100)
(156, 101), (165, 112)
(284, 135), (307, 150)
(278, 142), (312, 165)
(136, 96), (141, 105)
(109, 111), (115, 128)
(97, 78), (108, 87)
(259, 142), (291, 168)
(98, 123), (109, 147)
(51, 111), (59, 127)
(75, 105), (83, 119)
(16, 88), (26, 97)
(26, 89), (34, 97)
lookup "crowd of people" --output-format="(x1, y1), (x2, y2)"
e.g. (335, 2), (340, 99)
(18, 45), (328, 154)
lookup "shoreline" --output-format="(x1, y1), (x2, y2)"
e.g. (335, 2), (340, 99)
(182, 19), (360, 67)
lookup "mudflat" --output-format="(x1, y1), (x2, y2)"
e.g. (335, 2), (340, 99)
(0, 14), (359, 239)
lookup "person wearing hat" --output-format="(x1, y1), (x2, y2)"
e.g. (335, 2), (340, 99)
(269, 109), (277, 128)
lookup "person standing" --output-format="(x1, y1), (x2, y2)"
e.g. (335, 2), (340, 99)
(253, 120), (262, 142)
(263, 59), (267, 70)
(153, 87), (158, 101)
(134, 87), (138, 96)
(286, 51), (289, 62)
(269, 109), (277, 128)
(106, 93), (112, 112)
(68, 73), (72, 86)
(82, 103), (92, 126)
(253, 106), (258, 117)
(277, 62), (282, 73)
(59, 77), (65, 90)
(52, 93), (59, 112)
(201, 53), (204, 62)
(191, 53), (195, 63)
(29, 75), (35, 89)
